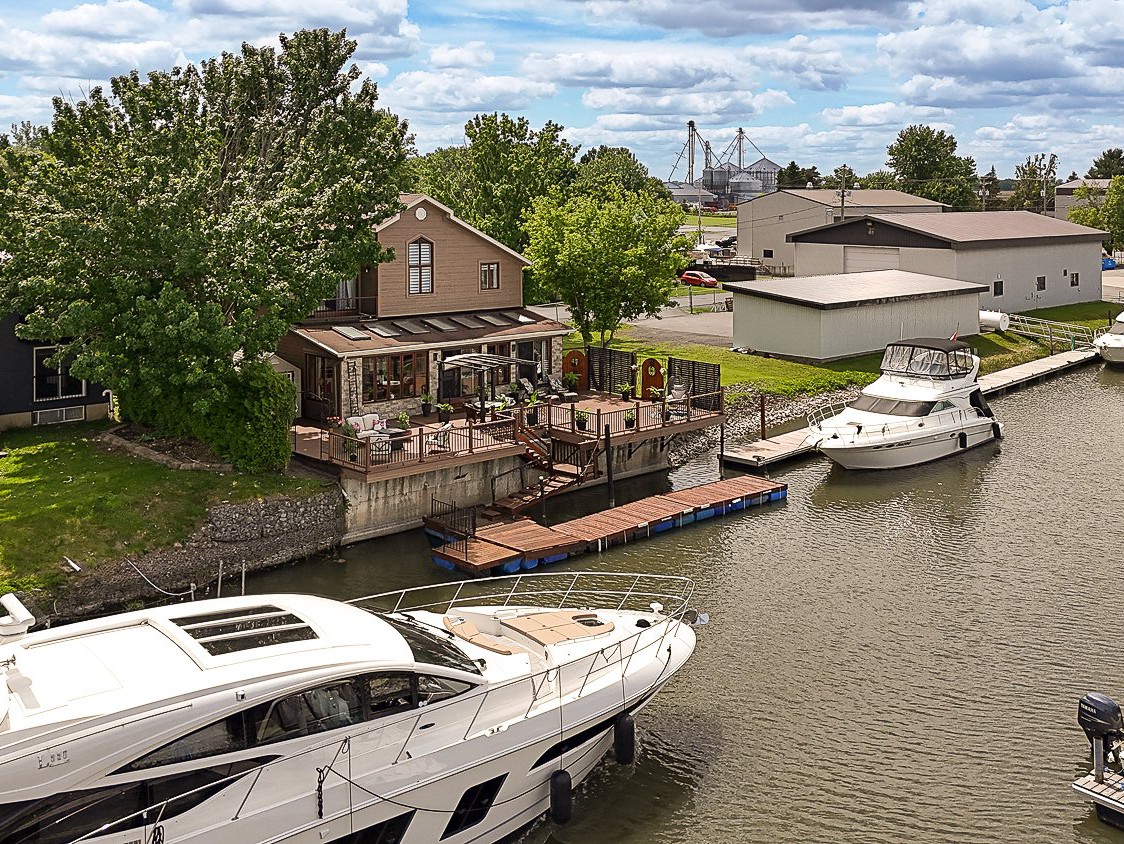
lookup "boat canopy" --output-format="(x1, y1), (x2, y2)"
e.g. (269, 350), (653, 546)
(881, 339), (974, 378)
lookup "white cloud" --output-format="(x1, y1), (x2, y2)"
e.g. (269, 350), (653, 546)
(429, 41), (494, 69)
(523, 49), (745, 90)
(41, 0), (164, 39)
(822, 101), (950, 127)
(751, 35), (860, 91)
(381, 69), (555, 116)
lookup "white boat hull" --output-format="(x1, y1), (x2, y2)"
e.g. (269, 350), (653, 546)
(1094, 340), (1124, 364)
(812, 418), (1001, 470)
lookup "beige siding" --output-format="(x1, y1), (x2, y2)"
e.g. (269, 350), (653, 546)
(738, 193), (833, 271)
(732, 294), (824, 358)
(819, 295), (981, 360)
(376, 199), (524, 317)
(793, 243), (845, 276)
(844, 246), (900, 272)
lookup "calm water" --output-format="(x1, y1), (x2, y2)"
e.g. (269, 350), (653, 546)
(250, 363), (1124, 844)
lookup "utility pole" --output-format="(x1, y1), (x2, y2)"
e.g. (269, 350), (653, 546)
(979, 186), (987, 211)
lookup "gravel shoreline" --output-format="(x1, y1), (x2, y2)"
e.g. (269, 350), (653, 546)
(668, 383), (864, 467)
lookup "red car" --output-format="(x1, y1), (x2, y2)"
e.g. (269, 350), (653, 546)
(680, 270), (719, 288)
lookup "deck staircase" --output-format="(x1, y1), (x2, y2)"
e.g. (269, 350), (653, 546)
(485, 435), (603, 517)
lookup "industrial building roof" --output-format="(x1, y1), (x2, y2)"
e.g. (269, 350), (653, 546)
(724, 270), (988, 310)
(775, 189), (946, 208)
(789, 210), (1107, 245)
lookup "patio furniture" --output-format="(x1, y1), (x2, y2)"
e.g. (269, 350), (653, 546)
(345, 414), (388, 439)
(519, 378), (538, 397)
(425, 422), (454, 452)
(547, 375), (578, 401)
(666, 384), (690, 420)
(368, 433), (393, 460)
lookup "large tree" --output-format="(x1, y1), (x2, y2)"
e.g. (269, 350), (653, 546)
(573, 145), (667, 198)
(1068, 175), (1124, 249)
(978, 165), (1001, 211)
(859, 169), (899, 190)
(885, 125), (977, 208)
(0, 29), (409, 470)
(776, 161), (805, 189)
(1088, 148), (1124, 179)
(822, 164), (858, 190)
(524, 187), (689, 347)
(413, 113), (578, 253)
(1007, 152), (1058, 213)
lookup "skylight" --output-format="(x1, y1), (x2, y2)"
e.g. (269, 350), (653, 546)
(477, 313), (510, 327)
(500, 311), (535, 324)
(172, 606), (318, 656)
(332, 325), (368, 341)
(368, 323), (402, 338)
(392, 320), (430, 335)
(423, 318), (457, 332)
(449, 315), (487, 329)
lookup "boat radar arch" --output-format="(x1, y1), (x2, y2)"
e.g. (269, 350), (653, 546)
(0, 594), (34, 643)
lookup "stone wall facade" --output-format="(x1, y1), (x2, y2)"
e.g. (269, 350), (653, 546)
(41, 488), (346, 623)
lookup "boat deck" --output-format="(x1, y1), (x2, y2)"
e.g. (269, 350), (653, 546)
(432, 474), (786, 575)
(1073, 768), (1124, 825)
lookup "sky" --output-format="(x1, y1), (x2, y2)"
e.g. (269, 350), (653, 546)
(1, 0), (1121, 181)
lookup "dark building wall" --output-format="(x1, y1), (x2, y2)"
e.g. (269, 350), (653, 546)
(792, 218), (952, 249)
(0, 313), (108, 418)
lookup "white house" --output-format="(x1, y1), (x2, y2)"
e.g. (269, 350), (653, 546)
(788, 211), (1107, 310)
(736, 189), (946, 273)
(726, 271), (986, 361)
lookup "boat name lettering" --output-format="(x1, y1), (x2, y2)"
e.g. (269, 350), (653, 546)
(37, 749), (69, 769)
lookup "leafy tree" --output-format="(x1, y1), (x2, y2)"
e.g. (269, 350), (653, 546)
(822, 164), (857, 190)
(801, 166), (823, 188)
(414, 113), (578, 253)
(1007, 153), (1058, 213)
(573, 145), (667, 197)
(859, 169), (899, 189)
(524, 187), (689, 348)
(0, 29), (409, 470)
(777, 161), (805, 188)
(1066, 171), (1079, 182)
(1068, 176), (1124, 249)
(886, 124), (977, 208)
(1088, 148), (1124, 179)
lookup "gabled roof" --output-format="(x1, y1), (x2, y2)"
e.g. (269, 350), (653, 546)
(746, 157), (780, 170)
(788, 210), (1107, 245)
(377, 193), (530, 266)
(760, 189), (946, 208)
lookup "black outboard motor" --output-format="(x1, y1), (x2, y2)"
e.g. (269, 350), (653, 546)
(1079, 692), (1124, 774)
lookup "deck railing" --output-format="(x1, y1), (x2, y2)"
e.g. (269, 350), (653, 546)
(72, 572), (697, 844)
(544, 389), (725, 438)
(323, 416), (517, 473)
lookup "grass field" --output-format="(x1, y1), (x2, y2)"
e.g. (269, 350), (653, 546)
(0, 422), (326, 594)
(1022, 300), (1123, 329)
(565, 327), (1050, 401)
(687, 214), (737, 228)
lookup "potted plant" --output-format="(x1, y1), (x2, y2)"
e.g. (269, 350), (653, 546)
(339, 419), (360, 461)
(526, 390), (541, 426)
(575, 409), (589, 431)
(395, 411), (411, 429)
(624, 410), (636, 429)
(615, 382), (633, 401)
(648, 386), (665, 403)
(436, 402), (454, 424)
(420, 389), (433, 416)
(562, 371), (580, 391)
(506, 382), (523, 404)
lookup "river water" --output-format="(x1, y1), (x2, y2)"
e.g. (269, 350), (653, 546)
(250, 363), (1124, 844)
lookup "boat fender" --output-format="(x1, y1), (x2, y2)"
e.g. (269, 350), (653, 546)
(614, 713), (636, 765)
(992, 422), (1002, 440)
(550, 770), (573, 824)
(958, 432), (968, 450)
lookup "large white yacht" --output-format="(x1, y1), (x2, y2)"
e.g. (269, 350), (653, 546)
(1094, 313), (1124, 364)
(805, 338), (1003, 470)
(0, 573), (700, 844)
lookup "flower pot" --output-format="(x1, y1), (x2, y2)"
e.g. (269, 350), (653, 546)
(421, 402), (432, 416)
(527, 409), (540, 426)
(620, 391), (630, 401)
(576, 418), (588, 431)
(625, 418), (635, 429)
(438, 410), (451, 423)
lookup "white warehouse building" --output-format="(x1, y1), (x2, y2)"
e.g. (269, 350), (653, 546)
(788, 211), (1106, 310)
(726, 270), (987, 361)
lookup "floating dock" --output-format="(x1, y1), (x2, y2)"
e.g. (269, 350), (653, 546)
(432, 475), (786, 575)
(722, 347), (1099, 473)
(1073, 769), (1124, 827)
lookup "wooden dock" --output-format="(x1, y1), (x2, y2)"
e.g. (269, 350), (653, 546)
(1073, 768), (1124, 826)
(432, 474), (786, 575)
(721, 347), (1099, 473)
(977, 347), (1097, 395)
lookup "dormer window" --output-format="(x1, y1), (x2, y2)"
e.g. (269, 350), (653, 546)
(408, 238), (433, 294)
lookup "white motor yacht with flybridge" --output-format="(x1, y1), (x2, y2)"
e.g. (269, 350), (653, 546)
(0, 574), (703, 844)
(805, 338), (1003, 470)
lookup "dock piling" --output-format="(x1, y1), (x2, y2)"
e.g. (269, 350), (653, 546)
(605, 424), (615, 508)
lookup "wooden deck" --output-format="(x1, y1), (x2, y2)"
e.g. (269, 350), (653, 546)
(721, 347), (1099, 473)
(431, 474), (786, 575)
(1073, 768), (1124, 824)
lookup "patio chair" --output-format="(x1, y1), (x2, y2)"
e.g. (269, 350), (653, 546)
(666, 383), (690, 419)
(425, 421), (454, 452)
(368, 433), (392, 460)
(547, 374), (578, 401)
(518, 377), (538, 397)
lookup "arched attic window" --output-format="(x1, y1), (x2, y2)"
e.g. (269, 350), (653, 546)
(408, 238), (433, 294)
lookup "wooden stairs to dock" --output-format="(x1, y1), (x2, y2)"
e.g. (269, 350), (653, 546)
(486, 431), (602, 517)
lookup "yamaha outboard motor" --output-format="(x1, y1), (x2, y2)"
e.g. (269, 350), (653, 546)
(1080, 692), (1124, 778)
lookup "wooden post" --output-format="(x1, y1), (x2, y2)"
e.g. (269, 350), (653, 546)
(467, 418), (474, 453)
(417, 428), (424, 463)
(570, 402), (576, 433)
(1048, 323), (1054, 355)
(604, 424), (614, 508)
(718, 423), (725, 478)
(596, 408), (603, 434)
(759, 393), (767, 439)
(688, 284), (693, 314)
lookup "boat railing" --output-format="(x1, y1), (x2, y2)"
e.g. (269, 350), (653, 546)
(68, 572), (696, 843)
(806, 401), (849, 429)
(810, 406), (987, 443)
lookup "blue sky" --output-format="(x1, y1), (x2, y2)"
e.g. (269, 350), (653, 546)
(1, 0), (1121, 179)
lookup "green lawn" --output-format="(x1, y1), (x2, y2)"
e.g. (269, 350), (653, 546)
(1022, 300), (1123, 330)
(566, 327), (1049, 401)
(686, 214), (737, 228)
(0, 422), (327, 594)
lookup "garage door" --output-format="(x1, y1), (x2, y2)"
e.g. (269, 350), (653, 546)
(844, 246), (900, 272)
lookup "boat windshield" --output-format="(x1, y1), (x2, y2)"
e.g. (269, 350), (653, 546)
(1109, 322), (1124, 335)
(850, 395), (936, 417)
(881, 345), (973, 378)
(380, 614), (482, 675)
